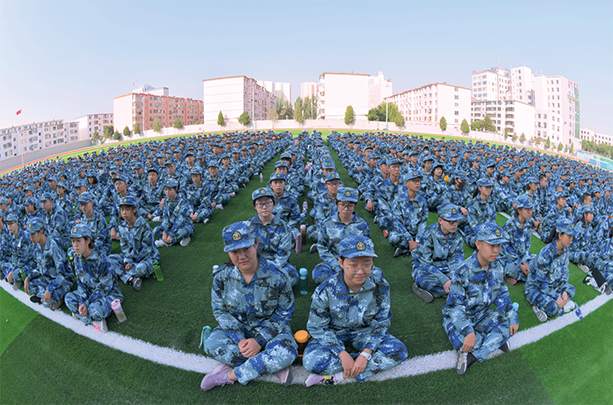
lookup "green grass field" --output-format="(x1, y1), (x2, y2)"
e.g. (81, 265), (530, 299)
(1, 130), (611, 404)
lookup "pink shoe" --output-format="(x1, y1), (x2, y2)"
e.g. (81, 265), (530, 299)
(274, 367), (292, 386)
(505, 277), (517, 286)
(200, 364), (233, 391)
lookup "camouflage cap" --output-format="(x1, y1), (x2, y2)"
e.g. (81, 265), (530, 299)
(70, 224), (93, 239)
(268, 172), (287, 183)
(39, 191), (55, 202)
(26, 218), (45, 234)
(113, 174), (128, 183)
(339, 235), (378, 259)
(556, 218), (577, 236)
(5, 213), (19, 222)
(515, 194), (535, 209)
(324, 172), (341, 183)
(437, 203), (464, 222)
(78, 192), (95, 203)
(477, 177), (494, 187)
(577, 204), (594, 216)
(118, 195), (138, 208)
(222, 221), (256, 252)
(554, 190), (568, 200)
(252, 187), (275, 202)
(403, 170), (422, 182)
(336, 187), (358, 203)
(163, 178), (179, 188)
(475, 222), (506, 244)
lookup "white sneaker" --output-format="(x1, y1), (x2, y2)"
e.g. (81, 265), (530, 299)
(180, 237), (191, 247)
(203, 218), (209, 224)
(155, 239), (168, 248)
(578, 264), (590, 273)
(152, 216), (161, 222)
(532, 305), (547, 322)
(563, 300), (577, 313)
(215, 204), (224, 210)
(93, 319), (108, 333)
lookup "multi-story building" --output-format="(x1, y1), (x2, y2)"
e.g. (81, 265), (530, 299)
(202, 76), (276, 124)
(113, 85), (203, 133)
(472, 65), (579, 143)
(580, 128), (612, 146)
(471, 100), (535, 138)
(257, 81), (291, 103)
(74, 113), (113, 141)
(300, 82), (318, 100)
(535, 110), (563, 144)
(0, 119), (78, 160)
(386, 83), (471, 130)
(317, 72), (391, 121)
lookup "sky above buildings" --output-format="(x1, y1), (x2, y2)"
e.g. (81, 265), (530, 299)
(1, 0), (611, 134)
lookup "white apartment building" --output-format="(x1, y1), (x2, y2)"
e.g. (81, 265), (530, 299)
(300, 82), (317, 100)
(386, 83), (471, 130)
(74, 113), (113, 141)
(535, 110), (563, 144)
(580, 128), (612, 146)
(203, 76), (275, 124)
(0, 119), (78, 160)
(471, 100), (535, 138)
(257, 81), (291, 103)
(532, 74), (579, 140)
(317, 72), (391, 121)
(471, 67), (512, 102)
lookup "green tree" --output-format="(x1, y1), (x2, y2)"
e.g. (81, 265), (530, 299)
(344, 105), (354, 126)
(564, 145), (568, 153)
(113, 131), (121, 141)
(557, 142), (563, 152)
(294, 98), (304, 123)
(367, 108), (379, 122)
(123, 126), (131, 137)
(570, 142), (574, 154)
(267, 107), (278, 125)
(512, 133), (518, 142)
(92, 131), (100, 142)
(374, 102), (404, 127)
(471, 120), (483, 131)
(519, 133), (526, 143)
(238, 111), (251, 127)
(461, 119), (469, 134)
(545, 137), (551, 150)
(217, 111), (225, 126)
(504, 129), (509, 139)
(439, 116), (447, 132)
(103, 125), (114, 140)
(483, 115), (496, 132)
(152, 119), (161, 133)
(173, 118), (183, 129)
(134, 123), (140, 135)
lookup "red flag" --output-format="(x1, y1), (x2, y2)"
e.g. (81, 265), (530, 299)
(16, 109), (22, 115)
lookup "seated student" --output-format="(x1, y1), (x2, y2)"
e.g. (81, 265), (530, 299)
(303, 235), (408, 386)
(153, 178), (194, 247)
(411, 203), (465, 303)
(312, 187), (371, 284)
(40, 191), (71, 251)
(248, 188), (298, 286)
(375, 157), (404, 235)
(203, 160), (230, 210)
(500, 194), (538, 285)
(307, 172), (343, 247)
(588, 237), (613, 295)
(64, 224), (123, 333)
(268, 172), (300, 236)
(74, 192), (111, 255)
(186, 168), (213, 224)
(201, 221), (297, 391)
(388, 169), (428, 257)
(464, 178), (497, 249)
(442, 222), (519, 375)
(2, 213), (36, 290)
(109, 195), (160, 291)
(569, 204), (598, 272)
(24, 218), (72, 310)
(525, 219), (577, 322)
(140, 167), (165, 219)
(539, 190), (573, 243)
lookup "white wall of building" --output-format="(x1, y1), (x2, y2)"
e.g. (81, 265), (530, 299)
(368, 71), (392, 110)
(300, 82), (317, 100)
(0, 119), (77, 161)
(510, 66), (533, 104)
(75, 113), (113, 141)
(113, 95), (134, 138)
(203, 76), (275, 124)
(317, 73), (370, 121)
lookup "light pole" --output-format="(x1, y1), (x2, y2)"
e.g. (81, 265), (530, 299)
(385, 101), (388, 130)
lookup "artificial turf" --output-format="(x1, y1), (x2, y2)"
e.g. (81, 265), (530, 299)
(0, 129), (611, 404)
(0, 289), (38, 355)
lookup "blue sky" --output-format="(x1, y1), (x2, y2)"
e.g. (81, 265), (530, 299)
(1, 0), (611, 134)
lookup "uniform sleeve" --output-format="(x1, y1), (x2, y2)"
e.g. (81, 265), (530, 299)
(493, 282), (519, 326)
(365, 280), (392, 352)
(531, 249), (560, 301)
(307, 285), (346, 356)
(444, 265), (475, 337)
(211, 276), (246, 344)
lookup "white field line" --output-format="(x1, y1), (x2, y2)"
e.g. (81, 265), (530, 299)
(2, 282), (611, 385)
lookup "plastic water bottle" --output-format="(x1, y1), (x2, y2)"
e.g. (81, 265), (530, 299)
(300, 224), (307, 245)
(199, 326), (212, 354)
(111, 299), (127, 323)
(259, 173), (263, 182)
(299, 268), (309, 295)
(302, 201), (308, 211)
(512, 302), (519, 312)
(295, 232), (302, 254)
(294, 330), (310, 359)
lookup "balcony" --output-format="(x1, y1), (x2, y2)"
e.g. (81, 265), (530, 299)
(505, 115), (514, 119)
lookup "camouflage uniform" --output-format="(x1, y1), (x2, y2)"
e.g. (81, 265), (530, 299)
(465, 195), (497, 249)
(110, 216), (159, 283)
(77, 208), (112, 255)
(388, 190), (428, 250)
(1, 219), (36, 283)
(152, 193), (194, 245)
(304, 270), (407, 382)
(500, 216), (537, 282)
(65, 245), (123, 325)
(205, 254), (298, 385)
(524, 239), (576, 318)
(442, 250), (518, 362)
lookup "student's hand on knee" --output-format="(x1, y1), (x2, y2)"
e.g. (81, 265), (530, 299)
(351, 355), (368, 377)
(443, 280), (451, 294)
(24, 278), (30, 295)
(338, 351), (354, 378)
(239, 338), (261, 358)
(462, 332), (476, 352)
(510, 323), (519, 336)
(43, 290), (51, 303)
(6, 271), (13, 284)
(408, 240), (419, 251)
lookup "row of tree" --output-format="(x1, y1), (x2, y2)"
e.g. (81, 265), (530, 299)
(581, 140), (613, 158)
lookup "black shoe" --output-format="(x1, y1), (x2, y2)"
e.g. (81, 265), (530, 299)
(394, 247), (409, 257)
(130, 277), (142, 291)
(499, 341), (511, 353)
(30, 296), (42, 304)
(412, 283), (434, 303)
(309, 244), (318, 254)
